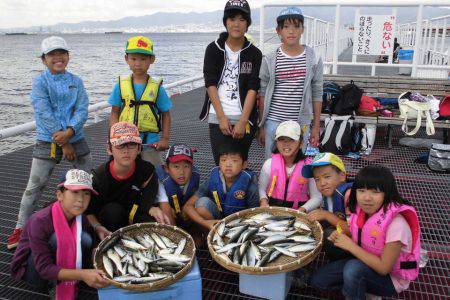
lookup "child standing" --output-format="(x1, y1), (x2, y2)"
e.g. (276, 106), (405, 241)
(108, 36), (172, 167)
(156, 144), (200, 226)
(258, 6), (323, 159)
(11, 169), (109, 297)
(259, 120), (321, 212)
(8, 36), (92, 250)
(311, 166), (421, 299)
(200, 0), (262, 165)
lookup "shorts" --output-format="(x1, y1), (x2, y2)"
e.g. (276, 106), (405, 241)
(195, 196), (221, 219)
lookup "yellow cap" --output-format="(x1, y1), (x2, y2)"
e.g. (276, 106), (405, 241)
(125, 36), (154, 56)
(301, 152), (346, 178)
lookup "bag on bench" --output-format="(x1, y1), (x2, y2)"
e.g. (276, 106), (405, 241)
(428, 143), (450, 172)
(322, 81), (342, 114)
(319, 115), (355, 155)
(332, 80), (363, 115)
(398, 92), (435, 136)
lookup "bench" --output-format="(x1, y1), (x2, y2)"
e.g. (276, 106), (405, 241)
(321, 75), (450, 146)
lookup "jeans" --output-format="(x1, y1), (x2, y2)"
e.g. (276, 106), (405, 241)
(24, 231), (93, 291)
(16, 154), (92, 228)
(310, 259), (397, 300)
(195, 197), (221, 219)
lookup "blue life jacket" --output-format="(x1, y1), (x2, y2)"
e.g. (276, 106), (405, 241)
(156, 165), (200, 213)
(323, 182), (353, 219)
(208, 167), (255, 217)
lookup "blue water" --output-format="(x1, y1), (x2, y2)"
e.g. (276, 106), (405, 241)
(0, 33), (217, 154)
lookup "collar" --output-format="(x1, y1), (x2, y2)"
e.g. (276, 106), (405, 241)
(109, 160), (136, 181)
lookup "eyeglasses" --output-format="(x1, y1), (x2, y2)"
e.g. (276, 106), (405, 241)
(115, 143), (139, 150)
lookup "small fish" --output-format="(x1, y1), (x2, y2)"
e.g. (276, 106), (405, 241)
(228, 224), (249, 243)
(257, 230), (296, 238)
(113, 245), (127, 258)
(217, 222), (227, 237)
(102, 255), (114, 278)
(113, 275), (136, 283)
(288, 243), (316, 253)
(226, 218), (242, 228)
(233, 248), (241, 264)
(250, 242), (261, 261)
(174, 238), (186, 255)
(240, 227), (259, 242)
(289, 235), (316, 244)
(128, 264), (141, 277)
(213, 233), (225, 248)
(274, 246), (297, 258)
(247, 245), (256, 267)
(239, 241), (250, 257)
(158, 248), (174, 255)
(159, 253), (190, 263)
(216, 242), (242, 254)
(250, 213), (273, 222)
(260, 235), (291, 246)
(131, 273), (170, 283)
(256, 248), (274, 267)
(136, 236), (153, 249)
(160, 235), (176, 248)
(151, 233), (167, 249)
(107, 249), (125, 275)
(268, 250), (282, 263)
(294, 220), (311, 232)
(121, 239), (147, 251)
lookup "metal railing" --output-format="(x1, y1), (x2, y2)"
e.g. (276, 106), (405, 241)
(0, 75), (204, 140)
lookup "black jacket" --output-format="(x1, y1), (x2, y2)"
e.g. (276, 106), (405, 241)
(200, 32), (262, 125)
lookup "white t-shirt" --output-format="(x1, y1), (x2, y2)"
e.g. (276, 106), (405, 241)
(210, 43), (242, 118)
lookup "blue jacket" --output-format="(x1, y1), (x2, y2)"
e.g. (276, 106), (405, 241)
(31, 70), (89, 143)
(156, 165), (200, 212)
(323, 182), (353, 219)
(208, 167), (257, 217)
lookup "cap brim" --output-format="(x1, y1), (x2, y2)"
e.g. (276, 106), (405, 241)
(110, 136), (142, 146)
(43, 47), (69, 55)
(125, 49), (154, 56)
(167, 155), (193, 164)
(301, 162), (331, 178)
(59, 183), (99, 196)
(277, 14), (304, 23)
(275, 134), (300, 141)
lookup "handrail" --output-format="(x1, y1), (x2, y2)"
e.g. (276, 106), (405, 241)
(0, 75), (204, 140)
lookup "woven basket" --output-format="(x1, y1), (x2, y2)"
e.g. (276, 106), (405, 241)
(207, 207), (323, 275)
(93, 222), (196, 291)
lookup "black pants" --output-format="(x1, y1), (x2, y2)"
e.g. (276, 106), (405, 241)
(98, 202), (156, 232)
(209, 123), (256, 165)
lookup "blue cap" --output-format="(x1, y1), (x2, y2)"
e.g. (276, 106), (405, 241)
(277, 6), (304, 23)
(301, 152), (346, 179)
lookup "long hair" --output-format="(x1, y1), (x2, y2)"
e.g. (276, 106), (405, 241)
(348, 165), (411, 213)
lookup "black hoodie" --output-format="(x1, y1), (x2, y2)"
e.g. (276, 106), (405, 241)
(200, 32), (262, 125)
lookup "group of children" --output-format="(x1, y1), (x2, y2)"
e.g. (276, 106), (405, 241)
(7, 1), (421, 299)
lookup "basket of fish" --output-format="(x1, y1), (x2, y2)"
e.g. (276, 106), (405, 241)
(93, 222), (196, 291)
(207, 207), (323, 275)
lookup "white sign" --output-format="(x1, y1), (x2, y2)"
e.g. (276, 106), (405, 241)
(353, 14), (396, 56)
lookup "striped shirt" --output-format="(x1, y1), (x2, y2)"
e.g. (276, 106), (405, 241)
(267, 47), (306, 122)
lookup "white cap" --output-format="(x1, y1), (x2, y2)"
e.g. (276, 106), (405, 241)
(58, 169), (98, 195)
(41, 36), (69, 55)
(275, 120), (301, 141)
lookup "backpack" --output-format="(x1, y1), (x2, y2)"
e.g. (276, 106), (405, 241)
(438, 95), (450, 120)
(319, 115), (355, 155)
(332, 80), (363, 115)
(322, 81), (342, 114)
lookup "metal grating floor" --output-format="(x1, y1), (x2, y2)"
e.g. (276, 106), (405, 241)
(0, 87), (449, 299)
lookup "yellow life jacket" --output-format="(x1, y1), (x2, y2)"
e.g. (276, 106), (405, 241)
(118, 75), (163, 133)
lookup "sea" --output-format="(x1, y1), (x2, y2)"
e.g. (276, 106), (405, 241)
(0, 32), (219, 154)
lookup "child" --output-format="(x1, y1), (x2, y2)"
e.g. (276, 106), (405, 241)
(8, 36), (92, 250)
(302, 152), (353, 261)
(311, 166), (421, 299)
(156, 144), (200, 226)
(11, 169), (109, 298)
(258, 6), (323, 159)
(85, 122), (172, 241)
(108, 35), (172, 167)
(200, 0), (262, 165)
(183, 142), (259, 231)
(259, 120), (321, 212)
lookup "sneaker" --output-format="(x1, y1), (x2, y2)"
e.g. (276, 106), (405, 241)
(7, 228), (22, 250)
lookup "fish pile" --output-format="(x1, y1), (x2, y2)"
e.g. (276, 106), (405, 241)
(211, 213), (318, 268)
(100, 232), (190, 285)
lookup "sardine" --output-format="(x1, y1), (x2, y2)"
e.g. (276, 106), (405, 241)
(130, 273), (170, 283)
(289, 235), (316, 244)
(113, 275), (136, 283)
(228, 224), (249, 243)
(268, 250), (282, 263)
(226, 218), (241, 228)
(128, 264), (141, 277)
(151, 233), (167, 249)
(160, 235), (176, 248)
(260, 235), (291, 246)
(136, 236), (153, 249)
(217, 222), (227, 237)
(174, 238), (186, 255)
(294, 220), (311, 232)
(121, 239), (147, 251)
(241, 227), (259, 242)
(288, 243), (316, 253)
(158, 253), (190, 263)
(256, 248), (274, 267)
(113, 245), (127, 258)
(250, 242), (261, 261)
(274, 246), (297, 258)
(107, 249), (125, 275)
(102, 254), (114, 278)
(216, 242), (242, 254)
(239, 241), (250, 257)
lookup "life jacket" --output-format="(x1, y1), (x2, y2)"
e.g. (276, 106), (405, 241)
(266, 154), (311, 209)
(119, 75), (162, 133)
(349, 203), (421, 281)
(323, 182), (353, 219)
(208, 167), (255, 217)
(156, 165), (200, 214)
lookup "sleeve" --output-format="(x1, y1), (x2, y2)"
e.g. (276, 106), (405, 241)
(30, 77), (63, 134)
(386, 215), (412, 251)
(258, 159), (272, 200)
(155, 86), (173, 113)
(247, 175), (260, 208)
(28, 218), (62, 280)
(194, 179), (210, 198)
(246, 48), (262, 92)
(259, 56), (270, 97)
(311, 51), (324, 102)
(203, 43), (219, 88)
(155, 181), (169, 203)
(107, 82), (122, 107)
(68, 78), (89, 134)
(300, 178), (323, 212)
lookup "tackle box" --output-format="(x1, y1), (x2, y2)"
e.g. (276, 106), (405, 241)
(239, 271), (293, 300)
(98, 258), (201, 300)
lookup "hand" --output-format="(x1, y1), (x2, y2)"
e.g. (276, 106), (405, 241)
(149, 207), (171, 224)
(309, 126), (320, 147)
(257, 127), (265, 146)
(232, 119), (247, 139)
(52, 130), (71, 146)
(95, 226), (112, 241)
(298, 207), (307, 213)
(81, 269), (110, 289)
(260, 198), (270, 207)
(218, 115), (232, 136)
(308, 209), (329, 222)
(62, 143), (76, 161)
(155, 137), (169, 151)
(329, 231), (356, 251)
(203, 219), (219, 231)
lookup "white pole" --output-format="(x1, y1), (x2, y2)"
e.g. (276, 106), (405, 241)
(440, 19), (447, 54)
(259, 5), (265, 54)
(433, 22), (439, 52)
(425, 20), (432, 64)
(332, 4), (341, 74)
(326, 22), (330, 61)
(412, 4), (423, 77)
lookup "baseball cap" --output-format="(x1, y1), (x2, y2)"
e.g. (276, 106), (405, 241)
(301, 152), (346, 178)
(58, 169), (98, 195)
(109, 122), (142, 147)
(224, 0), (251, 15)
(125, 36), (154, 56)
(165, 144), (194, 164)
(275, 120), (301, 141)
(277, 6), (304, 23)
(41, 36), (69, 55)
